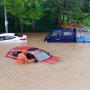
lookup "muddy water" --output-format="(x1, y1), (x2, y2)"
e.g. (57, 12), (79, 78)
(0, 32), (90, 90)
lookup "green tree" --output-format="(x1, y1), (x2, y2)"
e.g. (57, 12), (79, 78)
(44, 0), (64, 28)
(44, 0), (83, 28)
(3, 0), (45, 32)
(82, 0), (90, 16)
(63, 0), (83, 24)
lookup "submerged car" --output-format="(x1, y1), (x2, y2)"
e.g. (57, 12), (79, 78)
(6, 46), (59, 64)
(44, 29), (76, 43)
(0, 33), (27, 42)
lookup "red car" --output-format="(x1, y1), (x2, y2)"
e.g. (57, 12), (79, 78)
(6, 46), (59, 64)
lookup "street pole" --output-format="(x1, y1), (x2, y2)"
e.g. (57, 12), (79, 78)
(4, 0), (8, 33)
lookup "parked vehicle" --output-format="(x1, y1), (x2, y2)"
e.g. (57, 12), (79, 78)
(44, 29), (76, 43)
(6, 46), (59, 64)
(0, 33), (27, 42)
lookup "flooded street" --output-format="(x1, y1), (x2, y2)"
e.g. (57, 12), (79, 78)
(0, 32), (90, 90)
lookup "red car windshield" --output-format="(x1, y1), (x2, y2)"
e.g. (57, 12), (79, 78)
(34, 50), (51, 61)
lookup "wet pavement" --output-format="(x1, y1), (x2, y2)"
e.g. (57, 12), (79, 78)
(0, 32), (90, 90)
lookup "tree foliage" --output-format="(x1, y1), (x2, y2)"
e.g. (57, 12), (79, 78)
(44, 0), (84, 28)
(0, 0), (90, 31)
(4, 0), (44, 25)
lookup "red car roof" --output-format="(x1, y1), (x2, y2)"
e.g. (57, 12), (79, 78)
(11, 46), (41, 54)
(11, 46), (31, 51)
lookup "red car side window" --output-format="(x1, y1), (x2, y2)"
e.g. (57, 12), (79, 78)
(13, 51), (21, 57)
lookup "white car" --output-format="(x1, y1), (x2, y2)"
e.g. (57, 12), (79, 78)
(0, 33), (27, 42)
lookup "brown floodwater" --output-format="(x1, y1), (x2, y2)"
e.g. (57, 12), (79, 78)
(0, 32), (90, 90)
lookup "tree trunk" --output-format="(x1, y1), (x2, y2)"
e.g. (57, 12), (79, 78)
(67, 14), (71, 24)
(57, 14), (63, 29)
(14, 4), (17, 33)
(21, 23), (23, 34)
(56, 15), (60, 29)
(62, 14), (65, 25)
(15, 16), (18, 32)
(32, 19), (35, 32)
